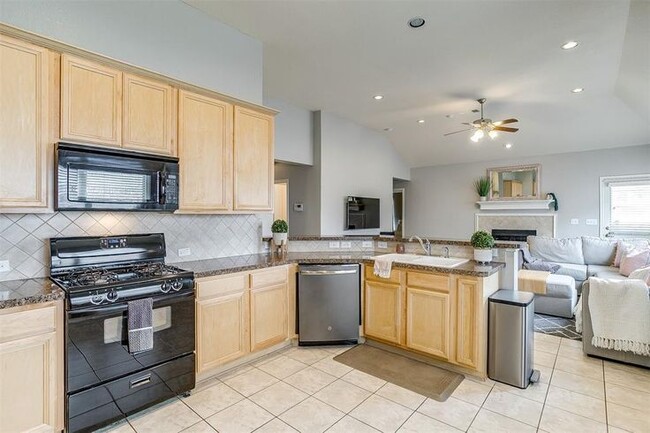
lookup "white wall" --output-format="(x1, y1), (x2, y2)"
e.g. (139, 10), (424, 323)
(0, 0), (263, 103)
(404, 144), (650, 239)
(318, 111), (411, 236)
(265, 97), (313, 165)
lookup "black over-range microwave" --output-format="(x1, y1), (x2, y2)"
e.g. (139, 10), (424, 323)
(55, 143), (179, 211)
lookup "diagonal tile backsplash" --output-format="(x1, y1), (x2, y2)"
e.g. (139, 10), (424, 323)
(0, 212), (269, 281)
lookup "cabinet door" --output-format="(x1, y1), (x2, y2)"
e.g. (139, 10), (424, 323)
(196, 290), (249, 372)
(250, 283), (287, 352)
(0, 332), (58, 433)
(0, 35), (50, 209)
(178, 91), (232, 212)
(61, 55), (121, 146)
(123, 74), (176, 155)
(233, 106), (274, 211)
(455, 277), (479, 369)
(364, 280), (402, 344)
(406, 287), (450, 359)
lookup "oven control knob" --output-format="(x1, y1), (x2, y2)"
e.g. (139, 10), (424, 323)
(106, 289), (119, 302)
(171, 279), (183, 291)
(160, 282), (172, 293)
(90, 292), (105, 305)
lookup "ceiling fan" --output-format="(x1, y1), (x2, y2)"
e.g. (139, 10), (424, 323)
(444, 98), (519, 142)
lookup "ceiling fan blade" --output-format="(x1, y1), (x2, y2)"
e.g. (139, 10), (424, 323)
(443, 128), (473, 136)
(493, 126), (519, 133)
(493, 118), (518, 126)
(461, 122), (474, 126)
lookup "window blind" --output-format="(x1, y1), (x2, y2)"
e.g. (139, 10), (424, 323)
(607, 179), (650, 235)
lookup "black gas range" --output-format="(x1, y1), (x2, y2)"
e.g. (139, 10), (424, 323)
(49, 233), (195, 433)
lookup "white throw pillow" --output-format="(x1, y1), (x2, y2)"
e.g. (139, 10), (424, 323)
(628, 266), (650, 287)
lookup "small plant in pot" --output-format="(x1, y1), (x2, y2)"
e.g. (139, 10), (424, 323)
(474, 177), (491, 201)
(471, 230), (495, 263)
(271, 219), (288, 246)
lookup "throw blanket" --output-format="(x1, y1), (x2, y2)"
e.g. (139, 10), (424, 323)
(588, 277), (650, 356)
(518, 270), (549, 294)
(373, 256), (396, 278)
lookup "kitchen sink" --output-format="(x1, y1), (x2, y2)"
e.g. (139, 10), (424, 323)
(372, 254), (469, 268)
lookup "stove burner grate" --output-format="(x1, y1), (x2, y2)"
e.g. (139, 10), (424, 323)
(55, 263), (185, 288)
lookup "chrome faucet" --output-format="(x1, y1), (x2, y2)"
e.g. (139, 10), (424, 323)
(442, 246), (450, 258)
(409, 235), (432, 256)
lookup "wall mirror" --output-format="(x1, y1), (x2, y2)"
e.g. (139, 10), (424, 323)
(488, 164), (541, 200)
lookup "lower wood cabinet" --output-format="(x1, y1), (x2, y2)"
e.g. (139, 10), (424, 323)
(455, 277), (480, 369)
(196, 266), (289, 377)
(406, 287), (450, 359)
(0, 301), (63, 433)
(364, 280), (403, 344)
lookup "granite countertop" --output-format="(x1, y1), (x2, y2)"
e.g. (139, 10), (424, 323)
(0, 278), (65, 309)
(262, 235), (522, 249)
(178, 252), (504, 278)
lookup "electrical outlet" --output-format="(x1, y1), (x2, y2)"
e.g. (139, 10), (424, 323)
(570, 218), (579, 225)
(178, 248), (191, 257)
(329, 241), (340, 249)
(0, 260), (10, 273)
(377, 241), (388, 249)
(340, 241), (352, 248)
(586, 219), (598, 226)
(362, 241), (373, 248)
(492, 249), (498, 257)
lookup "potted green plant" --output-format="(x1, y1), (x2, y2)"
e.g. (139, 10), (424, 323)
(474, 177), (491, 201)
(271, 219), (288, 245)
(470, 230), (495, 263)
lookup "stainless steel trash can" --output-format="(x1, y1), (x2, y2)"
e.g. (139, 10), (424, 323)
(488, 290), (539, 388)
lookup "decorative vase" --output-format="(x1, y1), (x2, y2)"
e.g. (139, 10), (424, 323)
(272, 232), (287, 245)
(479, 196), (487, 201)
(474, 248), (492, 263)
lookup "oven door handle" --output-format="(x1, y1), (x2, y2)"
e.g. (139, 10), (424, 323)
(69, 291), (194, 318)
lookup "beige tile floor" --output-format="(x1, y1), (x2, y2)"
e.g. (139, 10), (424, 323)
(100, 333), (650, 433)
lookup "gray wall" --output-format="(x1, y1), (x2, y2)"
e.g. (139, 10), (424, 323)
(404, 144), (650, 239)
(265, 97), (313, 165)
(318, 111), (410, 236)
(0, 0), (263, 103)
(274, 162), (320, 236)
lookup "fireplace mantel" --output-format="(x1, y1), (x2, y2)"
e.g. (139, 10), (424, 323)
(476, 199), (554, 210)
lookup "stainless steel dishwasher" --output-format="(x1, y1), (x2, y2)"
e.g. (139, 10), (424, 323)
(298, 264), (360, 345)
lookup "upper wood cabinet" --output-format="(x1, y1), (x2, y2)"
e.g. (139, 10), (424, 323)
(233, 106), (274, 211)
(61, 55), (122, 147)
(123, 74), (177, 156)
(178, 90), (233, 212)
(0, 35), (52, 210)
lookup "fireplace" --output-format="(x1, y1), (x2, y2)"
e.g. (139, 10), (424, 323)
(491, 229), (537, 242)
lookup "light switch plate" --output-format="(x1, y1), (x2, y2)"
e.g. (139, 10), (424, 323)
(377, 241), (388, 249)
(570, 218), (579, 225)
(362, 241), (373, 248)
(329, 241), (340, 248)
(0, 260), (10, 273)
(586, 219), (598, 226)
(178, 248), (191, 257)
(341, 241), (352, 248)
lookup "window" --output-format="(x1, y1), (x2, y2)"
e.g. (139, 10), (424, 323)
(600, 174), (650, 238)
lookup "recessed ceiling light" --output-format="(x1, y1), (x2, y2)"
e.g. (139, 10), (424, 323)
(561, 40), (579, 50)
(417, 119), (425, 124)
(571, 87), (584, 93)
(504, 143), (513, 149)
(383, 127), (393, 132)
(373, 95), (384, 100)
(408, 17), (426, 28)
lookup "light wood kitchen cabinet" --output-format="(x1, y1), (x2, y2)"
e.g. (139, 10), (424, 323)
(0, 301), (64, 433)
(122, 73), (176, 155)
(406, 287), (450, 359)
(178, 90), (233, 212)
(454, 277), (480, 369)
(250, 284), (287, 351)
(61, 54), (122, 147)
(364, 279), (403, 345)
(0, 35), (52, 210)
(233, 106), (274, 211)
(196, 273), (249, 373)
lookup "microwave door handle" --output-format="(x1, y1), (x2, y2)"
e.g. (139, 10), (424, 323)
(157, 171), (167, 205)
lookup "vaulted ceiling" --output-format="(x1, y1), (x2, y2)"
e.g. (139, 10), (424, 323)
(186, 0), (650, 167)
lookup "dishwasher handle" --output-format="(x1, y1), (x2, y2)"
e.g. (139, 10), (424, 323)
(300, 269), (358, 276)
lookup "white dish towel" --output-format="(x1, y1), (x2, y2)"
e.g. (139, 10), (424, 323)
(373, 257), (397, 279)
(588, 277), (650, 356)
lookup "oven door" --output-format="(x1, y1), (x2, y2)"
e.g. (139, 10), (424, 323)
(56, 142), (179, 211)
(66, 291), (195, 395)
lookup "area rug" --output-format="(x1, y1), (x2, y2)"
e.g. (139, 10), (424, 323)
(534, 313), (582, 340)
(333, 344), (463, 402)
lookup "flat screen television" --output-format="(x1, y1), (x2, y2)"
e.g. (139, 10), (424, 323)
(346, 196), (380, 230)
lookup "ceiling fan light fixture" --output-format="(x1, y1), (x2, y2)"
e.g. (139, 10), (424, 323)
(470, 130), (484, 142)
(561, 40), (579, 50)
(488, 130), (498, 139)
